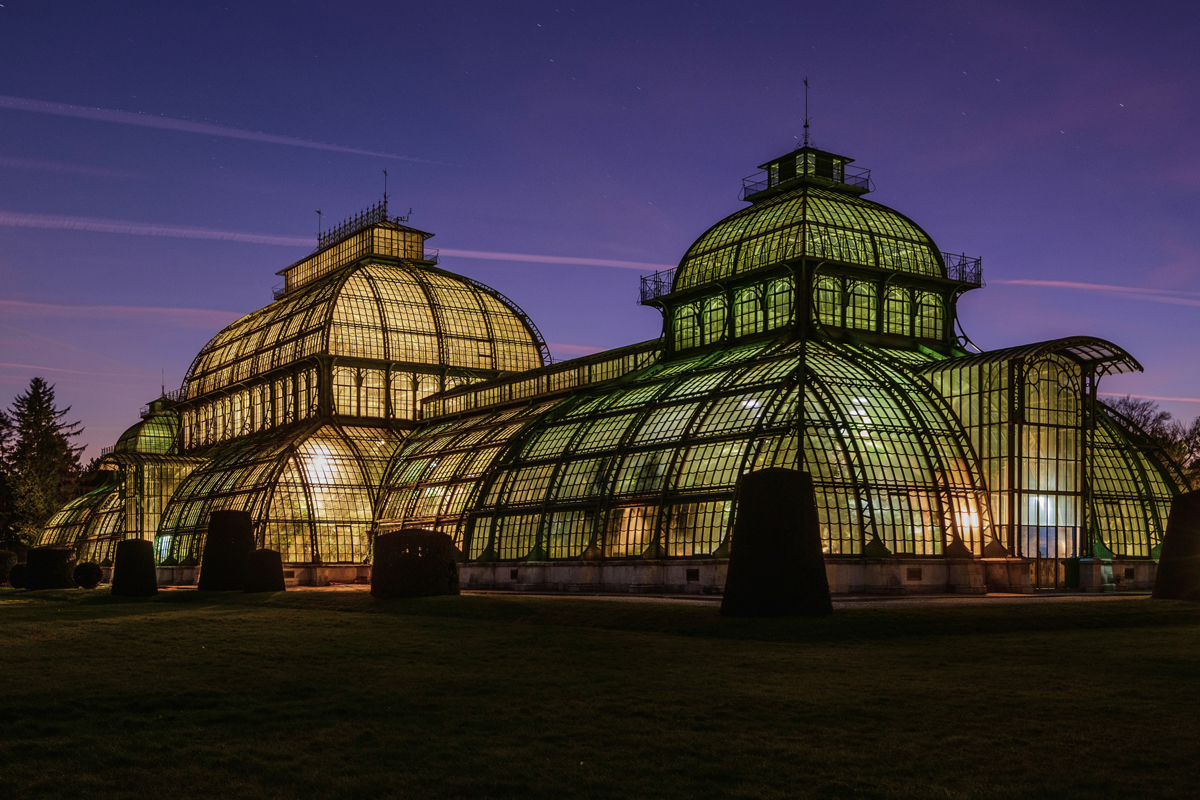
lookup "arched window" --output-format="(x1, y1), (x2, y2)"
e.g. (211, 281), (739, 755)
(766, 278), (793, 330)
(815, 276), (842, 327)
(915, 291), (943, 339)
(673, 303), (700, 350)
(734, 286), (763, 337)
(884, 287), (911, 336)
(702, 295), (727, 345)
(846, 281), (876, 331)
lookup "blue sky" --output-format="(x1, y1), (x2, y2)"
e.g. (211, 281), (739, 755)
(2, 0), (1198, 456)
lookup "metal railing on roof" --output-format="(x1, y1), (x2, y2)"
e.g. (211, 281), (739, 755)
(639, 268), (676, 304)
(318, 199), (409, 249)
(100, 445), (115, 457)
(137, 389), (184, 418)
(943, 252), (983, 286)
(740, 164), (872, 200)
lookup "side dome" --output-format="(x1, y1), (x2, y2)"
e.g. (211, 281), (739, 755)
(183, 261), (548, 399)
(113, 406), (180, 455)
(674, 184), (945, 292)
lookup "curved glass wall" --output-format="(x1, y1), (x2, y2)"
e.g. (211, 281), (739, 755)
(675, 186), (944, 291)
(378, 338), (994, 560)
(37, 475), (126, 565)
(156, 422), (404, 565)
(1089, 406), (1186, 559)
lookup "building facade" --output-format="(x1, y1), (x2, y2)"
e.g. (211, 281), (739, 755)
(39, 146), (1192, 592)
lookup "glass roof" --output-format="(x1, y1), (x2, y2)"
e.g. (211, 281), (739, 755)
(184, 262), (546, 400)
(674, 185), (944, 291)
(37, 475), (126, 565)
(378, 338), (994, 559)
(923, 337), (1143, 378)
(156, 422), (405, 565)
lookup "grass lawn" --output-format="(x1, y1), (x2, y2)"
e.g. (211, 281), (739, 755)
(1, 589), (1199, 799)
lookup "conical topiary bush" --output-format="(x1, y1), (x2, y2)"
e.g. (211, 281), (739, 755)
(371, 530), (460, 599)
(720, 468), (832, 617)
(199, 510), (256, 591)
(111, 539), (158, 597)
(244, 549), (286, 593)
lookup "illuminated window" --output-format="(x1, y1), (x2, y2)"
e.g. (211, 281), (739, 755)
(846, 280), (876, 331)
(915, 291), (942, 339)
(884, 287), (911, 336)
(734, 286), (762, 337)
(703, 295), (727, 344)
(816, 276), (842, 326)
(674, 303), (700, 350)
(766, 278), (793, 329)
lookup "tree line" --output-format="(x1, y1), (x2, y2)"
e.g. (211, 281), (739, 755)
(1107, 396), (1200, 482)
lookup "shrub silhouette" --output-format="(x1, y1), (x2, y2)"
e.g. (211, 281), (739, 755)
(7, 563), (27, 589)
(26, 547), (76, 590)
(0, 551), (16, 586)
(74, 561), (104, 589)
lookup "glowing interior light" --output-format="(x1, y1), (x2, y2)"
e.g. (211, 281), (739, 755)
(955, 511), (981, 531)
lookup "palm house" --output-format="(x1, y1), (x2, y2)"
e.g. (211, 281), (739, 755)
(39, 145), (1193, 592)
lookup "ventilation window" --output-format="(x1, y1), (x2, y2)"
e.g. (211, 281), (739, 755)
(906, 568), (923, 582)
(686, 568), (700, 583)
(510, 569), (519, 581)
(1124, 568), (1135, 580)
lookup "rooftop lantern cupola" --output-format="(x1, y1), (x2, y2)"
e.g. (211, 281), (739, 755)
(742, 145), (872, 203)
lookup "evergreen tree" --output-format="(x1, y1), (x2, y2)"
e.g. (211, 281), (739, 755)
(0, 408), (14, 548)
(1, 378), (84, 547)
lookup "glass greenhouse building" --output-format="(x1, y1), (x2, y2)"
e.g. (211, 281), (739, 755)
(39, 145), (1193, 592)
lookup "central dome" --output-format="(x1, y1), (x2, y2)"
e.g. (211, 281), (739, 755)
(674, 179), (945, 293)
(184, 261), (547, 399)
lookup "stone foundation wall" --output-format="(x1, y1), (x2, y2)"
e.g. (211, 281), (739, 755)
(152, 557), (1157, 593)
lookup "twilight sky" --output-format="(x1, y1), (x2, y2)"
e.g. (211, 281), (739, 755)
(2, 0), (1199, 458)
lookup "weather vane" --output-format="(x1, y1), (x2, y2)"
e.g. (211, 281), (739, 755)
(802, 77), (813, 147)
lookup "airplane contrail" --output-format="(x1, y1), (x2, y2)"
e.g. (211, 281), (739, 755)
(992, 278), (1200, 306)
(1099, 392), (1200, 404)
(0, 300), (241, 328)
(0, 94), (437, 163)
(0, 212), (675, 270)
(0, 156), (140, 179)
(0, 211), (311, 246)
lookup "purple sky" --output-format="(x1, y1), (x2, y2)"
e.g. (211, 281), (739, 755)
(2, 0), (1198, 458)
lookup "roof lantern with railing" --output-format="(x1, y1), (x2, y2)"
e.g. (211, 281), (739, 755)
(741, 145), (872, 202)
(275, 198), (438, 298)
